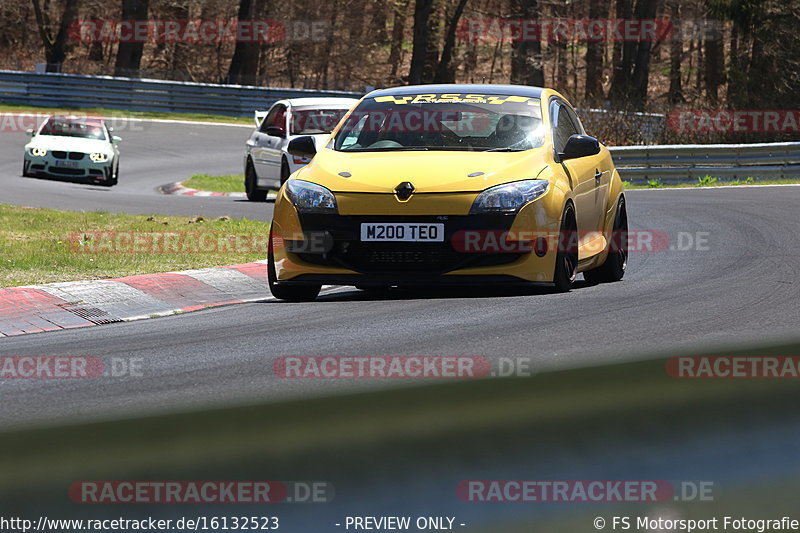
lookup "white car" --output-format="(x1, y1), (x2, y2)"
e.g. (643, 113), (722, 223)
(244, 97), (359, 201)
(23, 115), (121, 186)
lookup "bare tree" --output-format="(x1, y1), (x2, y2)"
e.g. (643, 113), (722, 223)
(433, 0), (469, 83)
(584, 0), (606, 101)
(409, 0), (434, 84)
(114, 0), (150, 77)
(510, 0), (544, 87)
(225, 0), (261, 85)
(31, 0), (81, 72)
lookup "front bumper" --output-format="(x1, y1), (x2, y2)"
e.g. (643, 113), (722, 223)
(272, 211), (560, 286)
(24, 153), (113, 182)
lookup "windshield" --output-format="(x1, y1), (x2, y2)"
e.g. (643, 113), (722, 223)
(39, 118), (107, 140)
(333, 93), (544, 152)
(291, 108), (349, 135)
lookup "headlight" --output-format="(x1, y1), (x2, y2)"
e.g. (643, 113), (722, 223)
(30, 148), (47, 157)
(90, 153), (110, 163)
(285, 179), (337, 214)
(470, 179), (549, 214)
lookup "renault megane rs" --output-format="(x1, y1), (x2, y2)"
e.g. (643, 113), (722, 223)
(268, 84), (627, 301)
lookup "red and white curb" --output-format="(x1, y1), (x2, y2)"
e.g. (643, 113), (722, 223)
(158, 181), (247, 198)
(159, 181), (277, 200)
(0, 261), (272, 337)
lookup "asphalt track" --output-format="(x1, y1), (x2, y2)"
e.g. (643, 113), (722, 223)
(1, 119), (799, 429)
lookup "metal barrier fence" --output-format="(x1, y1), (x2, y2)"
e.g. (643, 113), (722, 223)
(610, 142), (800, 182)
(2, 71), (798, 182)
(0, 70), (360, 117)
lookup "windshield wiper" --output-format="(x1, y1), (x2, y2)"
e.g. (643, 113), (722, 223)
(482, 147), (525, 152)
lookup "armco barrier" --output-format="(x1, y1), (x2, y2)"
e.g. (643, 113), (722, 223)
(0, 70), (361, 117)
(610, 142), (800, 181)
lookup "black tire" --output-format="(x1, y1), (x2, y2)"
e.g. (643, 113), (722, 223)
(584, 196), (628, 284)
(104, 162), (118, 187)
(553, 203), (578, 292)
(280, 158), (291, 186)
(22, 161), (31, 177)
(245, 160), (268, 202)
(268, 231), (321, 302)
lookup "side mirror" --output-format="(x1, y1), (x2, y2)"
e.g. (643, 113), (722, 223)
(26, 129), (35, 137)
(559, 134), (600, 161)
(287, 136), (317, 159)
(265, 126), (286, 138)
(112, 136), (122, 144)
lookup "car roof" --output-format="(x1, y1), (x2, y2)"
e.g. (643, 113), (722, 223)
(50, 115), (105, 126)
(368, 84), (546, 98)
(283, 97), (360, 108)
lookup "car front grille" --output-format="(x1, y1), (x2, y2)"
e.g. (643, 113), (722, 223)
(51, 151), (85, 160)
(295, 214), (523, 274)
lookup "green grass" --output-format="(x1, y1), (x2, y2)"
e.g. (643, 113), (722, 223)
(0, 204), (269, 287)
(182, 173), (246, 193)
(623, 175), (800, 189)
(0, 103), (251, 126)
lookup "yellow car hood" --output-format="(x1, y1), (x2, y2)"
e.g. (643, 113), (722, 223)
(298, 148), (551, 193)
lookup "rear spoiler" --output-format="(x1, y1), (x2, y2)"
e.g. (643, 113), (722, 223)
(254, 110), (268, 128)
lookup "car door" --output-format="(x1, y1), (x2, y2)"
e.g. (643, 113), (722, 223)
(550, 99), (607, 254)
(252, 103), (287, 182)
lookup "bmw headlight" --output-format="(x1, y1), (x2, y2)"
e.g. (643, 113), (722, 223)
(90, 152), (110, 163)
(470, 179), (549, 214)
(285, 179), (338, 214)
(30, 148), (47, 157)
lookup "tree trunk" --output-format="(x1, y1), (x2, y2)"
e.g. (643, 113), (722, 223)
(225, 0), (260, 85)
(389, 0), (410, 79)
(667, 0), (683, 104)
(31, 0), (81, 72)
(608, 0), (634, 105)
(703, 14), (724, 105)
(510, 0), (544, 87)
(114, 0), (150, 77)
(434, 0), (469, 83)
(630, 0), (658, 109)
(409, 0), (434, 84)
(584, 0), (607, 101)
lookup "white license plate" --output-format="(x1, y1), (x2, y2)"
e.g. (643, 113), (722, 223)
(54, 160), (79, 168)
(360, 223), (445, 242)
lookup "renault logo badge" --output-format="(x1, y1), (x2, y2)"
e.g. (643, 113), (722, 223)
(395, 181), (415, 201)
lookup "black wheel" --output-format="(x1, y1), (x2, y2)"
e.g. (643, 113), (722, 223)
(280, 159), (291, 186)
(268, 230), (321, 302)
(553, 203), (578, 292)
(104, 162), (118, 187)
(22, 160), (31, 177)
(245, 160), (268, 202)
(584, 196), (628, 284)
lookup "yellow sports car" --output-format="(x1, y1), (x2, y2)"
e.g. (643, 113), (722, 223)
(268, 84), (627, 301)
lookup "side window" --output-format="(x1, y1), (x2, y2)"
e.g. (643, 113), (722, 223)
(259, 104), (286, 134)
(551, 100), (580, 155)
(562, 105), (584, 136)
(338, 113), (367, 149)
